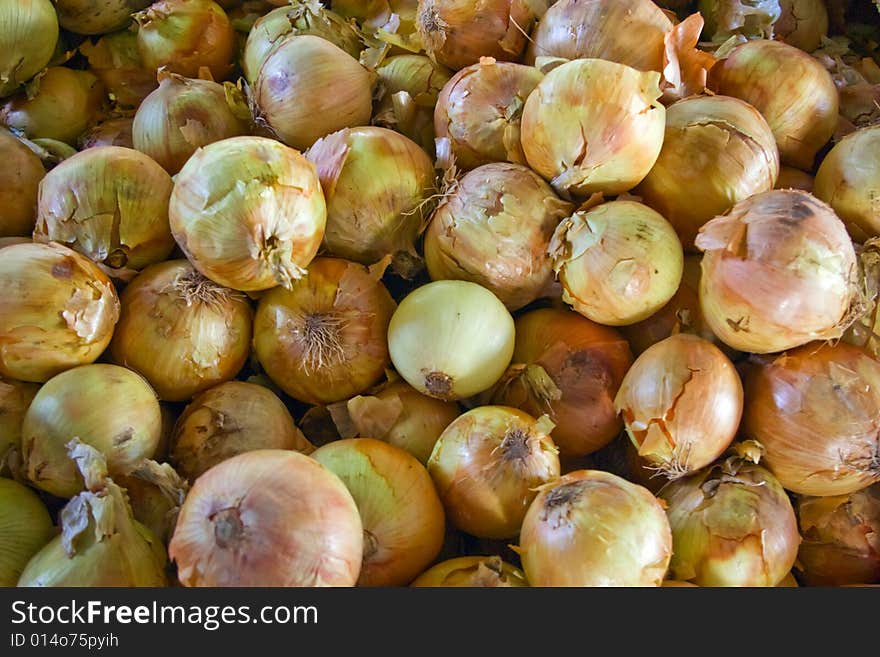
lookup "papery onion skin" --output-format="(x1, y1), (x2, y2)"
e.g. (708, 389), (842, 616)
(79, 117), (134, 150)
(0, 129), (45, 237)
(171, 381), (314, 482)
(116, 460), (189, 546)
(169, 449), (363, 587)
(79, 31), (158, 110)
(743, 342), (880, 497)
(424, 162), (573, 311)
(55, 0), (151, 35)
(0, 0), (59, 98)
(169, 136), (326, 292)
(776, 166), (814, 192)
(0, 378), (40, 467)
(388, 280), (515, 401)
(109, 260), (253, 402)
(411, 555), (528, 587)
(0, 243), (120, 383)
(521, 58), (666, 198)
(708, 39), (838, 170)
(35, 146), (175, 272)
(518, 469), (672, 586)
(699, 0), (781, 40)
(775, 0), (828, 53)
(696, 190), (857, 354)
(0, 478), (54, 586)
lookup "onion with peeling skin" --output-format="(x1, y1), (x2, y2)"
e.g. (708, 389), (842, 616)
(0, 478), (54, 586)
(775, 0), (828, 53)
(699, 0), (782, 40)
(54, 0), (152, 35)
(79, 30), (158, 110)
(0, 129), (44, 237)
(411, 555), (527, 587)
(0, 0), (59, 98)
(169, 449), (363, 587)
(79, 117), (134, 150)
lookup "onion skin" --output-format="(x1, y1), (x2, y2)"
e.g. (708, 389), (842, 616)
(116, 460), (189, 546)
(411, 555), (527, 587)
(55, 0), (151, 35)
(775, 0), (828, 53)
(776, 166), (814, 193)
(699, 0), (781, 40)
(0, 243), (120, 383)
(0, 478), (54, 587)
(424, 162), (573, 311)
(743, 342), (880, 497)
(169, 449), (363, 587)
(518, 470), (672, 586)
(0, 129), (45, 237)
(79, 117), (134, 150)
(0, 0), (59, 98)
(79, 30), (158, 110)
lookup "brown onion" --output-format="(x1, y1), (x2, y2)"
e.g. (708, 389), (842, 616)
(411, 555), (527, 587)
(79, 117), (134, 150)
(776, 166), (814, 192)
(55, 0), (151, 35)
(0, 129), (44, 237)
(79, 30), (158, 110)
(775, 0), (828, 53)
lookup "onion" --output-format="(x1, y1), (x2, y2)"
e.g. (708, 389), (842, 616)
(696, 189), (857, 354)
(35, 146), (175, 274)
(169, 449), (363, 586)
(614, 334), (743, 479)
(424, 162), (573, 311)
(636, 94), (779, 251)
(661, 455), (800, 587)
(135, 0), (236, 81)
(79, 30), (158, 110)
(0, 0), (59, 98)
(31, 139), (78, 167)
(491, 307), (633, 457)
(332, 0), (418, 29)
(778, 572), (799, 587)
(109, 260), (253, 402)
(743, 341), (880, 496)
(168, 136), (326, 292)
(171, 381), (314, 481)
(388, 280), (515, 401)
(0, 129), (44, 237)
(517, 469), (672, 586)
(795, 485), (880, 586)
(116, 460), (189, 546)
(0, 478), (54, 586)
(54, 0), (151, 35)
(520, 58), (665, 198)
(699, 0), (782, 40)
(0, 243), (120, 383)
(0, 378), (40, 470)
(708, 39), (838, 169)
(253, 35), (374, 151)
(434, 59), (543, 170)
(776, 166), (814, 192)
(775, 0), (828, 53)
(305, 126), (436, 276)
(79, 117), (134, 150)
(411, 555), (527, 587)
(550, 200), (684, 326)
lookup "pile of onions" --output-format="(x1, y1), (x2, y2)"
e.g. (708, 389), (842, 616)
(54, 0), (151, 35)
(169, 449), (363, 586)
(171, 381), (314, 481)
(424, 162), (573, 310)
(517, 470), (672, 586)
(0, 129), (44, 237)
(743, 341), (880, 496)
(253, 257), (396, 405)
(0, 242), (120, 383)
(427, 406), (559, 539)
(0, 0), (59, 98)
(253, 35), (374, 151)
(35, 146), (175, 274)
(79, 117), (134, 150)
(636, 95), (779, 251)
(314, 438), (445, 586)
(520, 58), (665, 198)
(696, 190), (857, 354)
(776, 0), (829, 53)
(0, 378), (40, 468)
(411, 555), (527, 587)
(699, 0), (781, 40)
(388, 280), (515, 401)
(0, 478), (53, 586)
(134, 0), (236, 81)
(550, 200), (684, 326)
(708, 39), (838, 170)
(79, 31), (158, 110)
(661, 455), (800, 587)
(305, 126), (437, 275)
(614, 334), (743, 479)
(168, 136), (326, 292)
(109, 260), (253, 402)
(116, 459), (189, 546)
(491, 307), (633, 457)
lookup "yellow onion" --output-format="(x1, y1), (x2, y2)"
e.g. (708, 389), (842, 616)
(434, 58), (543, 170)
(661, 455), (800, 587)
(427, 406), (559, 539)
(171, 381), (314, 481)
(696, 190), (857, 353)
(253, 35), (374, 151)
(708, 39), (838, 169)
(54, 0), (151, 35)
(775, 0), (828, 53)
(424, 162), (573, 311)
(169, 136), (326, 292)
(776, 166), (814, 192)
(411, 555), (527, 587)
(79, 117), (134, 150)
(743, 342), (880, 496)
(491, 307), (633, 457)
(305, 126), (436, 275)
(254, 257), (396, 405)
(0, 478), (54, 586)
(1, 67), (106, 145)
(636, 95), (779, 251)
(116, 460), (189, 546)
(795, 485), (880, 586)
(109, 260), (253, 402)
(35, 146), (175, 273)
(521, 59), (665, 198)
(0, 0), (59, 98)
(0, 129), (44, 237)
(19, 440), (167, 587)
(169, 449), (363, 586)
(79, 30), (158, 110)
(388, 280), (515, 401)
(328, 379), (460, 465)
(135, 0), (236, 81)
(699, 0), (781, 40)
(550, 200), (684, 326)
(615, 334), (743, 479)
(0, 378), (40, 470)
(0, 243), (119, 383)
(518, 469), (672, 586)
(313, 438), (445, 586)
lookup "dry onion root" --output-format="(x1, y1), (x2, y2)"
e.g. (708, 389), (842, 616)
(410, 555), (527, 587)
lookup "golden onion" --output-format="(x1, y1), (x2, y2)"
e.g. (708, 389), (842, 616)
(0, 0), (59, 98)
(411, 555), (527, 587)
(54, 0), (151, 35)
(776, 165), (814, 192)
(79, 30), (158, 110)
(0, 129), (44, 237)
(0, 478), (54, 586)
(699, 0), (781, 40)
(79, 117), (134, 150)
(776, 0), (828, 53)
